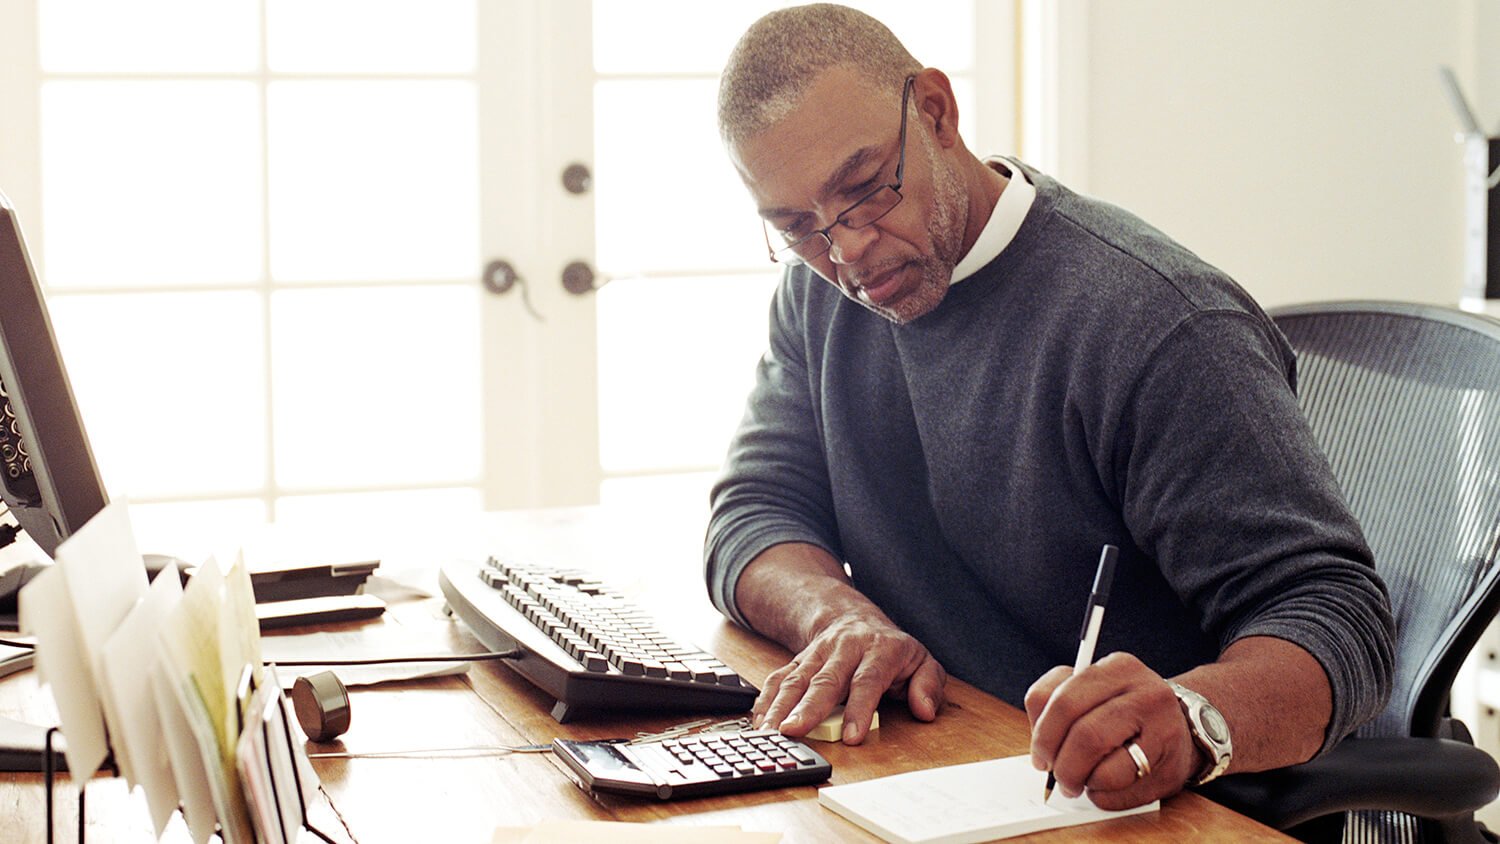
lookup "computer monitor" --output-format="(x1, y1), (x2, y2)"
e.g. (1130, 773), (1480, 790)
(0, 188), (109, 771)
(0, 189), (109, 559)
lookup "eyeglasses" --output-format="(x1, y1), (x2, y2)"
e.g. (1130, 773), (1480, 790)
(762, 75), (915, 265)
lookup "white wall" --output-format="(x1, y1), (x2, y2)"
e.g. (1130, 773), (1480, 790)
(1070, 1), (1493, 309)
(1067, 4), (1500, 826)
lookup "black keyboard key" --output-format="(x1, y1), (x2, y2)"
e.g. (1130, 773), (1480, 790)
(438, 559), (759, 721)
(785, 746), (818, 766)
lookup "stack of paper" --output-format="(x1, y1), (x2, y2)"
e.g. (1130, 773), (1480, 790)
(818, 754), (1158, 844)
(19, 501), (321, 843)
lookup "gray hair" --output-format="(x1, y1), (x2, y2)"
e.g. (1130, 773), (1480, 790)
(718, 4), (923, 145)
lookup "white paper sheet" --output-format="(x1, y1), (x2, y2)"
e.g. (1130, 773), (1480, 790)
(57, 501), (151, 780)
(222, 554), (263, 699)
(18, 566), (110, 778)
(150, 652), (218, 844)
(161, 560), (236, 757)
(99, 564), (184, 835)
(55, 501), (148, 668)
(159, 660), (255, 844)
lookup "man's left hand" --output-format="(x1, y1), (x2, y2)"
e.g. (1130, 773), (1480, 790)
(1024, 652), (1201, 810)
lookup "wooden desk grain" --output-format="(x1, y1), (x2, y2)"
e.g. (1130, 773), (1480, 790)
(0, 506), (1293, 843)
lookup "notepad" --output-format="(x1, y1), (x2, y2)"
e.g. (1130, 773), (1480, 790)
(818, 754), (1159, 844)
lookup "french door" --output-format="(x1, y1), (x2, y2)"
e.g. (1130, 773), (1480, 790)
(0, 0), (1012, 550)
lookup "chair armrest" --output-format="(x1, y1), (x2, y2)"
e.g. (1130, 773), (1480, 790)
(1197, 737), (1500, 830)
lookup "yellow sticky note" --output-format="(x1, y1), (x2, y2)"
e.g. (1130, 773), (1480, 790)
(806, 705), (879, 742)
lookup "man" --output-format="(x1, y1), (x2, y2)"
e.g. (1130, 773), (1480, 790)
(703, 4), (1395, 810)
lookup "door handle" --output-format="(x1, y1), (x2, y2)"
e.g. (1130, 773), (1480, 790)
(561, 261), (599, 296)
(483, 259), (520, 295)
(482, 259), (544, 321)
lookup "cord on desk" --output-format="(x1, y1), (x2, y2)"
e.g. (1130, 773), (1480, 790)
(269, 648), (522, 667)
(1, 644), (528, 662)
(0, 641), (525, 661)
(308, 744), (553, 760)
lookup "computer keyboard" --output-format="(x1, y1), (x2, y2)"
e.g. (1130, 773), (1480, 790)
(438, 557), (758, 722)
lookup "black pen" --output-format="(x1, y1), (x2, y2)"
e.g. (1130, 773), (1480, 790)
(1043, 544), (1118, 803)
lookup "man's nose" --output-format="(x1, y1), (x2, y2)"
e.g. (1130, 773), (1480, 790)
(827, 223), (878, 266)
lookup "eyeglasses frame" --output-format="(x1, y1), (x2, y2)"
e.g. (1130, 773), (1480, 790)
(762, 74), (917, 265)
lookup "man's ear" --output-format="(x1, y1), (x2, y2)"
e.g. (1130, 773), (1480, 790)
(913, 67), (961, 148)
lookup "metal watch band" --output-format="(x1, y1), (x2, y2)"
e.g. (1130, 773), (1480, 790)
(1168, 681), (1233, 785)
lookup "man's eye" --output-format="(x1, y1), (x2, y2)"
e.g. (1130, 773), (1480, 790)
(846, 177), (880, 197)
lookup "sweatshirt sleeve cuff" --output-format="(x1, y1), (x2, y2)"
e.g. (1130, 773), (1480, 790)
(707, 523), (840, 630)
(1228, 616), (1393, 757)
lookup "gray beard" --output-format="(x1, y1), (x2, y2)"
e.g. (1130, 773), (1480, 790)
(869, 131), (966, 324)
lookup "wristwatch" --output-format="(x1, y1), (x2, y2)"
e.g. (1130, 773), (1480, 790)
(1168, 681), (1233, 785)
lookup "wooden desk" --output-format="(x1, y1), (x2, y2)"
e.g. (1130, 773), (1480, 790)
(0, 506), (1292, 843)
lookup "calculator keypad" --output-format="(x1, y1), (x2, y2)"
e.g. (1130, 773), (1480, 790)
(553, 728), (833, 800)
(659, 729), (819, 780)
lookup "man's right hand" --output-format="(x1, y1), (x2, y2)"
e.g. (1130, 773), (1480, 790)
(731, 542), (948, 744)
(752, 611), (947, 743)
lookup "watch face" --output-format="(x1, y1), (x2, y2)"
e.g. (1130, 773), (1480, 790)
(1201, 705), (1230, 745)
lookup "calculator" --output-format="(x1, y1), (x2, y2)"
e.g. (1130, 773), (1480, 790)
(552, 728), (832, 800)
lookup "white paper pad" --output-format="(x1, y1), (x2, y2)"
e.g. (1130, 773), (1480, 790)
(818, 754), (1158, 844)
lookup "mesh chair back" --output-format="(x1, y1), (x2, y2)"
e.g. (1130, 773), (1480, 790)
(1273, 301), (1500, 843)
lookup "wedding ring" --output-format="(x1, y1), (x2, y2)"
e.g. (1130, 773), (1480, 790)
(1125, 740), (1151, 780)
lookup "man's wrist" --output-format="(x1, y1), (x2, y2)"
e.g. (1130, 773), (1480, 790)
(1168, 681), (1234, 785)
(736, 543), (852, 647)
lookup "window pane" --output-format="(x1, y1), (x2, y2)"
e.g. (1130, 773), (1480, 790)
(599, 472), (715, 518)
(275, 488), (481, 533)
(592, 1), (974, 75)
(129, 499), (269, 564)
(267, 81), (479, 283)
(40, 0), (258, 73)
(46, 292), (267, 497)
(267, 0), (477, 74)
(41, 81), (263, 288)
(270, 286), (481, 488)
(599, 472), (718, 612)
(593, 2), (778, 75)
(840, 0), (976, 72)
(597, 273), (778, 472)
(594, 80), (765, 274)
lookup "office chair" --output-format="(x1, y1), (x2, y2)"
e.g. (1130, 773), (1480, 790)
(1200, 301), (1500, 844)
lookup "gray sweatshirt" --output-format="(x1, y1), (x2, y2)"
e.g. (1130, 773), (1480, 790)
(704, 165), (1394, 754)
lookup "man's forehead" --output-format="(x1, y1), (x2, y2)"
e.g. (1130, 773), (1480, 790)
(729, 69), (896, 215)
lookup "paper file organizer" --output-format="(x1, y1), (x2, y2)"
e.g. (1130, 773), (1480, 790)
(38, 665), (335, 844)
(19, 502), (340, 843)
